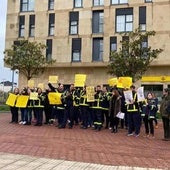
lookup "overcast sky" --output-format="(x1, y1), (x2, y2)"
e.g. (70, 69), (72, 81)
(0, 0), (18, 83)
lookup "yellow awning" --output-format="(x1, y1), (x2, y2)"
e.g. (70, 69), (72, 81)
(141, 76), (170, 82)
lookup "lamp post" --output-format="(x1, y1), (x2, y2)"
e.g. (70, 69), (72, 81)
(11, 69), (15, 92)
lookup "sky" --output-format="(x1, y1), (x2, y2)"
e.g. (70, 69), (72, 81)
(0, 0), (18, 84)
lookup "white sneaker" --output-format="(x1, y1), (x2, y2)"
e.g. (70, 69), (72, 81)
(127, 133), (133, 136)
(19, 121), (23, 125)
(22, 121), (26, 125)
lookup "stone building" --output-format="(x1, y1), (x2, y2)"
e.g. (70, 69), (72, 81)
(5, 0), (170, 98)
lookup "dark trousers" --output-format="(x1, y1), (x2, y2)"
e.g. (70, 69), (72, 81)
(44, 105), (52, 123)
(34, 108), (43, 125)
(80, 106), (89, 128)
(127, 111), (141, 135)
(93, 109), (103, 130)
(111, 117), (119, 131)
(65, 106), (74, 127)
(102, 110), (109, 128)
(143, 115), (154, 135)
(73, 106), (80, 124)
(57, 109), (65, 127)
(10, 106), (18, 123)
(162, 117), (170, 139)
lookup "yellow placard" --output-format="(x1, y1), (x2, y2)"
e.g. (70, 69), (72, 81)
(49, 76), (58, 84)
(38, 83), (44, 90)
(86, 86), (95, 102)
(29, 92), (38, 100)
(6, 93), (18, 107)
(28, 80), (35, 88)
(117, 77), (132, 89)
(48, 92), (62, 105)
(108, 78), (118, 87)
(74, 74), (86, 87)
(15, 95), (29, 108)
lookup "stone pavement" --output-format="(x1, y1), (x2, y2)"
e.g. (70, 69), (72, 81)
(0, 113), (170, 170)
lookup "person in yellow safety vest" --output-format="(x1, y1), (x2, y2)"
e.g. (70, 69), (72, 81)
(79, 86), (90, 129)
(72, 87), (81, 125)
(34, 88), (45, 126)
(126, 85), (141, 137)
(91, 85), (103, 131)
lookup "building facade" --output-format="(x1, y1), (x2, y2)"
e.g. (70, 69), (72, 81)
(5, 0), (170, 98)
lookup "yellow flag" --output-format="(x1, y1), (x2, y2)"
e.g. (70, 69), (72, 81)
(15, 95), (29, 108)
(117, 77), (132, 89)
(74, 74), (86, 87)
(28, 80), (34, 88)
(108, 78), (118, 87)
(49, 76), (58, 84)
(6, 93), (18, 107)
(48, 92), (62, 105)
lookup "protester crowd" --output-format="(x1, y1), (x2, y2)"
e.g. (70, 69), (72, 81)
(8, 83), (170, 141)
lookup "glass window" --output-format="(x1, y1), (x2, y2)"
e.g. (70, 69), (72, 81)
(145, 0), (152, 2)
(20, 0), (34, 12)
(72, 38), (81, 62)
(92, 11), (104, 33)
(49, 13), (55, 36)
(69, 12), (79, 35)
(19, 16), (25, 37)
(93, 0), (104, 6)
(29, 15), (35, 37)
(48, 0), (54, 10)
(46, 39), (52, 61)
(74, 0), (83, 8)
(110, 37), (117, 52)
(92, 38), (103, 61)
(116, 8), (133, 32)
(111, 0), (128, 5)
(139, 6), (146, 31)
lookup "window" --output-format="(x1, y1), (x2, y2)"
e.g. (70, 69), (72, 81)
(49, 13), (55, 36)
(111, 0), (128, 5)
(116, 8), (133, 32)
(48, 0), (54, 10)
(20, 0), (34, 12)
(46, 39), (52, 61)
(92, 11), (104, 33)
(69, 12), (79, 35)
(74, 0), (83, 8)
(122, 36), (129, 55)
(29, 15), (35, 37)
(110, 37), (117, 52)
(145, 0), (152, 2)
(19, 16), (25, 37)
(139, 6), (146, 31)
(72, 38), (81, 62)
(141, 36), (148, 57)
(92, 38), (103, 61)
(93, 0), (104, 6)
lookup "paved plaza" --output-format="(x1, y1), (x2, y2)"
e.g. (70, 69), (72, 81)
(0, 113), (169, 169)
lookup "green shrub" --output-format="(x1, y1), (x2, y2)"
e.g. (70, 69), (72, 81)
(0, 105), (10, 112)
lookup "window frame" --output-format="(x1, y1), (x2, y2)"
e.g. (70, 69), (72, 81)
(116, 8), (133, 33)
(48, 0), (54, 10)
(74, 0), (83, 8)
(93, 0), (104, 6)
(92, 38), (103, 62)
(72, 38), (81, 62)
(111, 0), (128, 5)
(48, 13), (55, 36)
(92, 10), (104, 34)
(139, 6), (146, 31)
(69, 12), (79, 35)
(29, 15), (35, 37)
(20, 0), (34, 12)
(46, 39), (53, 61)
(19, 15), (25, 37)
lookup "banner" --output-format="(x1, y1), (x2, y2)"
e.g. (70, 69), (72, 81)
(15, 95), (29, 108)
(137, 86), (145, 102)
(123, 90), (133, 104)
(48, 92), (62, 105)
(28, 80), (34, 88)
(117, 77), (132, 89)
(6, 93), (18, 107)
(49, 76), (58, 84)
(86, 86), (95, 102)
(108, 78), (118, 87)
(74, 74), (86, 87)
